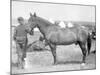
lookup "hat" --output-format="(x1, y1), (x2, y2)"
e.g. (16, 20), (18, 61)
(17, 17), (24, 21)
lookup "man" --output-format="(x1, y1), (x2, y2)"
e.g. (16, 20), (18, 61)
(13, 17), (33, 69)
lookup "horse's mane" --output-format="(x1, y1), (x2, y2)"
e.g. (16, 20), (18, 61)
(36, 16), (54, 26)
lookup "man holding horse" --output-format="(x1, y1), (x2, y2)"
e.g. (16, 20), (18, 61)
(13, 17), (33, 69)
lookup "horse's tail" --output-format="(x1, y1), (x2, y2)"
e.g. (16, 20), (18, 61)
(87, 32), (92, 55)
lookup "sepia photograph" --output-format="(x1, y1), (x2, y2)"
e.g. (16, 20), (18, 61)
(11, 0), (96, 74)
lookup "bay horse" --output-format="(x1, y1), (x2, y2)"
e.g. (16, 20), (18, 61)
(28, 13), (91, 65)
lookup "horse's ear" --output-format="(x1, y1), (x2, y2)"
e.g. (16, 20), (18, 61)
(30, 13), (33, 16)
(34, 12), (36, 17)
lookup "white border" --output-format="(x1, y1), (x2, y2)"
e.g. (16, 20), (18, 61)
(0, 0), (99, 75)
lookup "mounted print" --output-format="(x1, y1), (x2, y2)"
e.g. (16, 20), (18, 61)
(11, 0), (96, 74)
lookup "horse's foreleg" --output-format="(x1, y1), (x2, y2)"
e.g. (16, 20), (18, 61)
(49, 44), (57, 65)
(78, 42), (87, 63)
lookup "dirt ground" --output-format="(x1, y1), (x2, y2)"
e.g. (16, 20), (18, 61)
(11, 31), (96, 74)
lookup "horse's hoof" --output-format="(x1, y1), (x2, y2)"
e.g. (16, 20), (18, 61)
(81, 63), (85, 66)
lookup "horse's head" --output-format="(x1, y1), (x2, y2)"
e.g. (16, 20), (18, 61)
(28, 12), (53, 36)
(28, 12), (38, 30)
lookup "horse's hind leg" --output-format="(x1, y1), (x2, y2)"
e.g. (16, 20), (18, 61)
(78, 42), (87, 63)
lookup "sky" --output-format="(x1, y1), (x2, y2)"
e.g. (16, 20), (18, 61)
(12, 1), (95, 24)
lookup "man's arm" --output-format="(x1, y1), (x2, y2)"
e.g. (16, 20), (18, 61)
(13, 27), (17, 41)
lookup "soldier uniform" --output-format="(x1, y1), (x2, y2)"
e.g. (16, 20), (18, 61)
(13, 17), (31, 68)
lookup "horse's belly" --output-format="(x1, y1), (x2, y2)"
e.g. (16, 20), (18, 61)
(48, 30), (77, 45)
(59, 38), (76, 45)
(58, 33), (77, 45)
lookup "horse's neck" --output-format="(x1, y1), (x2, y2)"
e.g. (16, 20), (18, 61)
(36, 17), (53, 36)
(37, 24), (48, 37)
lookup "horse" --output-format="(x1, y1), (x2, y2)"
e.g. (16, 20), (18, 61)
(28, 12), (92, 65)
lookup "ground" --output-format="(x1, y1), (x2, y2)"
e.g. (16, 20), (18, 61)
(11, 31), (96, 74)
